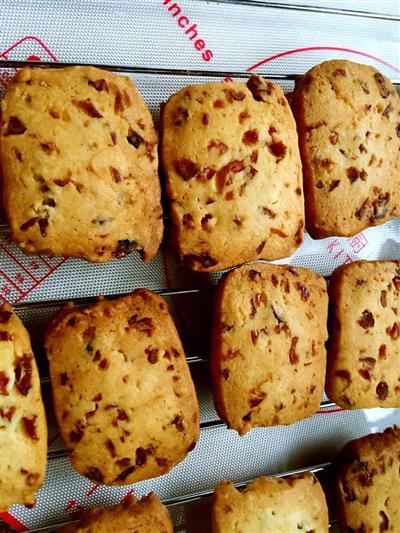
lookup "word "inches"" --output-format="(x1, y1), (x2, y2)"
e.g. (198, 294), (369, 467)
(162, 0), (214, 62)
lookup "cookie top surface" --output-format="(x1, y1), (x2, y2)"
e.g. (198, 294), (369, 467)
(0, 303), (47, 511)
(211, 263), (328, 435)
(57, 493), (173, 533)
(161, 75), (304, 271)
(292, 59), (400, 237)
(326, 260), (400, 409)
(0, 66), (163, 262)
(212, 473), (329, 533)
(45, 289), (199, 485)
(334, 426), (400, 533)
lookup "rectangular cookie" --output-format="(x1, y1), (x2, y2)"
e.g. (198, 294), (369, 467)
(333, 426), (400, 533)
(326, 260), (400, 409)
(57, 493), (173, 532)
(211, 263), (328, 435)
(0, 66), (163, 262)
(292, 59), (400, 238)
(44, 289), (199, 485)
(212, 472), (329, 533)
(161, 74), (304, 272)
(0, 303), (47, 511)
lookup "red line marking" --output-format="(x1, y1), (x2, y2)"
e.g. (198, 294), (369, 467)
(247, 46), (400, 74)
(0, 512), (28, 532)
(13, 258), (66, 303)
(121, 489), (135, 503)
(39, 254), (55, 269)
(86, 483), (101, 497)
(0, 270), (24, 294)
(0, 244), (38, 282)
(0, 35), (58, 61)
(317, 407), (344, 414)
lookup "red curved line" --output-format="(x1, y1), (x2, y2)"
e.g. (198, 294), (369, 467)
(247, 46), (400, 74)
(0, 35), (58, 61)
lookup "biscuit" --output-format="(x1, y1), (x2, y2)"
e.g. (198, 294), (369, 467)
(334, 426), (400, 533)
(212, 472), (329, 533)
(161, 74), (304, 272)
(45, 289), (199, 485)
(57, 493), (173, 532)
(0, 303), (47, 511)
(326, 260), (400, 409)
(0, 66), (163, 262)
(292, 59), (400, 238)
(211, 263), (328, 435)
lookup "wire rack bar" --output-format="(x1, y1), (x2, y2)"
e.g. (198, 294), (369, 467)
(24, 461), (335, 532)
(1, 59), (399, 85)
(46, 400), (339, 461)
(206, 0), (400, 21)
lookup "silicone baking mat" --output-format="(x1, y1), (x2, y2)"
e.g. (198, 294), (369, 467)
(0, 1), (399, 530)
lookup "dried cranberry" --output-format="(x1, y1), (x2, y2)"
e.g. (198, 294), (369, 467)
(380, 290), (387, 307)
(358, 310), (374, 329)
(289, 336), (299, 364)
(116, 465), (135, 482)
(347, 167), (367, 183)
(72, 99), (102, 118)
(0, 311), (12, 324)
(268, 141), (286, 161)
(14, 354), (32, 396)
(145, 347), (158, 364)
(88, 79), (108, 92)
(114, 239), (137, 258)
(5, 116), (26, 136)
(242, 129), (259, 145)
(386, 322), (399, 339)
(135, 447), (147, 466)
(374, 73), (391, 98)
(296, 282), (310, 301)
(248, 270), (261, 281)
(0, 372), (10, 395)
(0, 406), (16, 422)
(221, 368), (230, 380)
(175, 158), (199, 180)
(171, 414), (184, 432)
(329, 180), (340, 192)
(216, 160), (244, 192)
(105, 438), (116, 457)
(126, 130), (143, 149)
(22, 416), (38, 440)
(376, 381), (389, 400)
(128, 315), (154, 336)
(86, 467), (104, 483)
(20, 217), (39, 231)
(247, 74), (274, 101)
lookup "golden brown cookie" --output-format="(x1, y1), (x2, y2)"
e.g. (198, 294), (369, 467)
(45, 289), (199, 485)
(211, 263), (328, 435)
(57, 493), (173, 533)
(161, 74), (304, 271)
(326, 260), (400, 409)
(0, 303), (47, 511)
(212, 473), (329, 533)
(0, 66), (163, 262)
(292, 59), (400, 238)
(334, 426), (400, 533)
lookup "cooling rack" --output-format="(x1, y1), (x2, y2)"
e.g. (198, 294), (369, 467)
(1, 26), (399, 529)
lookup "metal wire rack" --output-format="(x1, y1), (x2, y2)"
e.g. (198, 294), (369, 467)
(1, 43), (398, 531)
